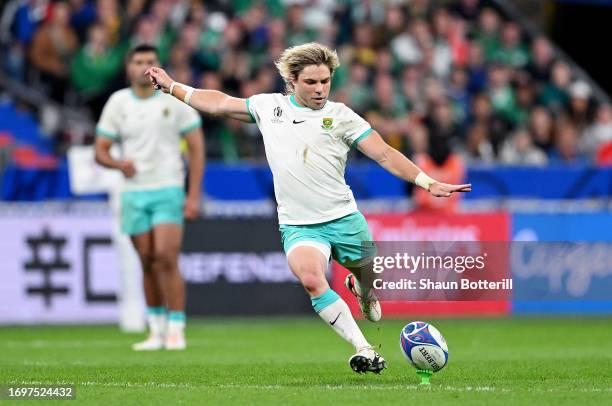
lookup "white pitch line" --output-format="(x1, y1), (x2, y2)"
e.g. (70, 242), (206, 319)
(3, 340), (213, 349)
(8, 381), (611, 393)
(3, 340), (126, 349)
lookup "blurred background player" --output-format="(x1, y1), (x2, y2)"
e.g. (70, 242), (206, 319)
(146, 42), (470, 372)
(94, 44), (204, 351)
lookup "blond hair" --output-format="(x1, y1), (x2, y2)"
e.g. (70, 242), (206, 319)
(275, 42), (340, 93)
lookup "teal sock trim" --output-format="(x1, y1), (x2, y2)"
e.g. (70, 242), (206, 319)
(168, 311), (186, 322)
(147, 306), (166, 316)
(311, 288), (340, 313)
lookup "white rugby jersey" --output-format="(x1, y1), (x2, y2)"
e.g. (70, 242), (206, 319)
(96, 88), (201, 191)
(247, 93), (373, 225)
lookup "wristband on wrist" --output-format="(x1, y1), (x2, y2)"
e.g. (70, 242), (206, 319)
(415, 172), (437, 191)
(170, 82), (195, 105)
(183, 87), (195, 105)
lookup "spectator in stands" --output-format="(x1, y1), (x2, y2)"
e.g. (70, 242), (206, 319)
(423, 76), (448, 107)
(218, 20), (250, 94)
(391, 18), (425, 67)
(538, 60), (571, 113)
(167, 43), (193, 85)
(241, 2), (269, 64)
(500, 127), (548, 166)
(465, 40), (488, 93)
(29, 1), (78, 102)
(446, 12), (470, 67)
(68, 0), (96, 42)
(373, 48), (395, 78)
(527, 35), (554, 83)
(407, 122), (430, 157)
(175, 22), (199, 60)
(425, 98), (460, 155)
(458, 123), (495, 164)
(468, 92), (510, 154)
(148, 0), (173, 29)
(448, 67), (471, 126)
(528, 106), (555, 153)
(197, 71), (240, 162)
(192, 13), (223, 72)
(565, 80), (594, 133)
(409, 0), (434, 20)
(344, 62), (372, 114)
(0, 0), (50, 80)
(351, 23), (378, 68)
(302, 0), (336, 46)
(549, 121), (587, 165)
(430, 8), (453, 78)
(487, 62), (520, 125)
(351, 0), (387, 25)
(165, 0), (191, 33)
(365, 74), (408, 151)
(285, 4), (316, 47)
(70, 22), (126, 113)
(580, 103), (612, 159)
(379, 5), (407, 47)
(450, 0), (482, 22)
(513, 73), (536, 126)
(2, 0), (50, 45)
(413, 134), (466, 213)
(492, 22), (529, 68)
(475, 7), (501, 61)
(96, 0), (120, 44)
(130, 16), (172, 64)
(400, 64), (426, 115)
(232, 0), (283, 19)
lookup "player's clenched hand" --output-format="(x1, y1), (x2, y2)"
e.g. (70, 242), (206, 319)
(118, 160), (136, 178)
(183, 194), (200, 220)
(145, 67), (173, 93)
(429, 182), (472, 197)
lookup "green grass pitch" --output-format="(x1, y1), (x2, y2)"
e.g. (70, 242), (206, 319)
(1, 317), (611, 405)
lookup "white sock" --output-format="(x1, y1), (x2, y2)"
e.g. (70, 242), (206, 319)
(147, 308), (166, 338)
(167, 311), (186, 336)
(314, 291), (370, 350)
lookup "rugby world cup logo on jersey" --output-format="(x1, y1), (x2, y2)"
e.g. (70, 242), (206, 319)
(321, 117), (334, 130)
(271, 106), (284, 123)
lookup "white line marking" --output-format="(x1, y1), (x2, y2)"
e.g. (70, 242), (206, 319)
(6, 381), (611, 393)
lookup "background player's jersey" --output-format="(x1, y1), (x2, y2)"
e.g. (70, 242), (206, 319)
(247, 93), (372, 225)
(96, 89), (201, 191)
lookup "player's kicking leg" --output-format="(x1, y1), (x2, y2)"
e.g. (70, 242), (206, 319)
(131, 231), (166, 351)
(287, 245), (387, 374)
(152, 223), (186, 350)
(344, 260), (382, 322)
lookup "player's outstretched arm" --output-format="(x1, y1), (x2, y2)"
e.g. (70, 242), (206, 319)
(145, 67), (252, 123)
(357, 130), (471, 197)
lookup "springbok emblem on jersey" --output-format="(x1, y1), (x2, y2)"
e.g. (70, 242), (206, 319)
(321, 117), (334, 130)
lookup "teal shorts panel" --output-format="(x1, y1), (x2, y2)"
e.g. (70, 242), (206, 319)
(120, 186), (185, 236)
(279, 212), (376, 266)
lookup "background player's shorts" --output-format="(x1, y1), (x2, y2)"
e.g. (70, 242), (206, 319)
(279, 211), (377, 267)
(120, 186), (185, 236)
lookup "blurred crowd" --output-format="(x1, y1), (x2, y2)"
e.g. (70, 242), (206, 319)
(1, 0), (612, 167)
